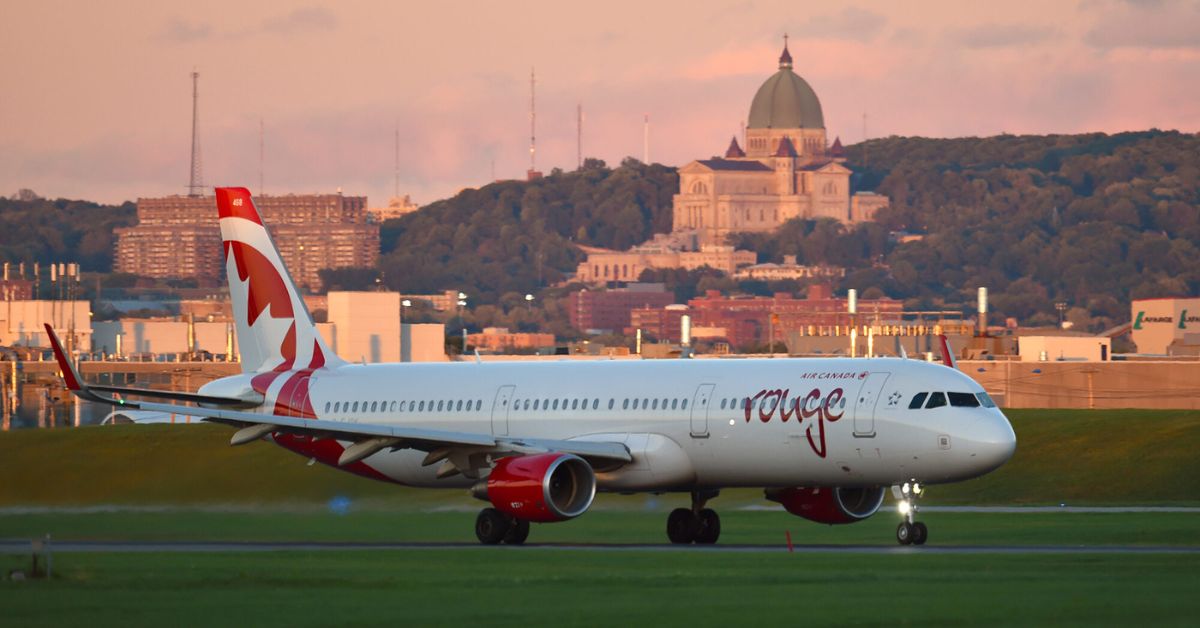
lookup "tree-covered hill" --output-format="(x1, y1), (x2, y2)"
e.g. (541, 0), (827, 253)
(378, 158), (677, 303)
(736, 130), (1200, 329)
(0, 195), (136, 272)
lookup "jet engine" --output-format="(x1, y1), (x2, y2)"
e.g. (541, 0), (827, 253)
(764, 486), (886, 524)
(473, 453), (596, 522)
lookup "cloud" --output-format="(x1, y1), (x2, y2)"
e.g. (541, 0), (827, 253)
(951, 24), (1056, 49)
(261, 6), (338, 35)
(159, 7), (337, 44)
(789, 7), (888, 43)
(1085, 1), (1200, 49)
(161, 17), (214, 43)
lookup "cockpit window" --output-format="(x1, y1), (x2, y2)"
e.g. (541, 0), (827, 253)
(908, 392), (928, 410)
(948, 392), (981, 408)
(925, 392), (947, 409)
(976, 392), (997, 408)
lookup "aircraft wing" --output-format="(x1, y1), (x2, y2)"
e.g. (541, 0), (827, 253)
(45, 324), (631, 470)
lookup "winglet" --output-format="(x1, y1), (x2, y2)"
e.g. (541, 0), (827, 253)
(938, 334), (958, 370)
(45, 323), (133, 406)
(44, 323), (83, 391)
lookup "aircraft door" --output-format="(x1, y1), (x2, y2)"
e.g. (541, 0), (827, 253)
(689, 383), (715, 438)
(288, 376), (310, 418)
(491, 385), (515, 436)
(853, 373), (890, 437)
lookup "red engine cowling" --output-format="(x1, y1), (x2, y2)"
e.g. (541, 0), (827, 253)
(479, 453), (596, 522)
(765, 486), (886, 524)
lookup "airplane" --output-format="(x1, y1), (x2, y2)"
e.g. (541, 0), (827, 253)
(47, 186), (1016, 546)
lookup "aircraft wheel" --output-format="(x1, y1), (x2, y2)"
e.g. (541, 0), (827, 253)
(896, 521), (914, 545)
(475, 508), (510, 545)
(911, 521), (928, 546)
(666, 508), (697, 544)
(503, 518), (531, 545)
(694, 509), (721, 544)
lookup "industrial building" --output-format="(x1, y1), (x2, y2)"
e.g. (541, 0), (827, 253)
(1130, 297), (1200, 355)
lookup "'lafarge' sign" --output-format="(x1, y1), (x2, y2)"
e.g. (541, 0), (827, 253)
(1131, 299), (1200, 354)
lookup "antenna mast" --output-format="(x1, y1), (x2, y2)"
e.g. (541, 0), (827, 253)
(643, 114), (649, 164)
(577, 103), (582, 169)
(529, 68), (536, 173)
(187, 70), (204, 197)
(258, 117), (264, 195)
(394, 121), (400, 198)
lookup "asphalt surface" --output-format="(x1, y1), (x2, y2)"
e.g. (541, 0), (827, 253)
(4, 540), (1199, 555)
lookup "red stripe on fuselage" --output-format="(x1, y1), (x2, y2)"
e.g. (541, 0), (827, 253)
(272, 433), (395, 483)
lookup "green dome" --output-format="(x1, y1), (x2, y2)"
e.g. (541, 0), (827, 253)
(747, 47), (824, 129)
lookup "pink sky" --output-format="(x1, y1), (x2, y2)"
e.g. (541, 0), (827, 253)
(2, 0), (1198, 206)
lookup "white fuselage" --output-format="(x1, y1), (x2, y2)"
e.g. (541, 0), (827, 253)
(204, 356), (1016, 492)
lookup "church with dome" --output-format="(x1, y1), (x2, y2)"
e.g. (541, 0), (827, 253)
(672, 41), (887, 246)
(572, 41), (887, 285)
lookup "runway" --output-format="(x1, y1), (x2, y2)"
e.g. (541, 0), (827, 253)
(4, 539), (1199, 555)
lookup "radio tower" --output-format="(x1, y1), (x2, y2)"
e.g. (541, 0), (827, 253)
(187, 70), (204, 197)
(576, 103), (583, 169)
(643, 114), (649, 164)
(527, 68), (541, 180)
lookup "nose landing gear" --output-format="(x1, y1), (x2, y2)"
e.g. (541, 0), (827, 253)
(893, 482), (928, 546)
(666, 490), (721, 545)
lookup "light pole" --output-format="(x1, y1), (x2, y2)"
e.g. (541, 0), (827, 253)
(1055, 301), (1067, 329)
(457, 292), (468, 354)
(524, 293), (534, 312)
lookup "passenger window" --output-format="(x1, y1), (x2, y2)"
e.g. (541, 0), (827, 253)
(552, 399), (559, 410)
(643, 398), (650, 408)
(976, 392), (997, 408)
(593, 399), (599, 410)
(533, 399), (540, 410)
(418, 401), (425, 411)
(652, 399), (659, 410)
(389, 401), (396, 412)
(632, 399), (639, 410)
(682, 399), (688, 410)
(948, 392), (980, 408)
(720, 399), (727, 410)
(925, 392), (947, 409)
(908, 392), (928, 410)
(571, 399), (579, 410)
(623, 399), (629, 410)
(671, 399), (678, 410)
(608, 399), (615, 410)
(661, 398), (668, 409)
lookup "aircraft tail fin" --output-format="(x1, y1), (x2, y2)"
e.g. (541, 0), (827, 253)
(214, 187), (344, 375)
(938, 334), (958, 369)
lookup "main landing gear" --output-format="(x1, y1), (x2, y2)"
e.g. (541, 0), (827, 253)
(475, 508), (531, 545)
(894, 481), (928, 546)
(666, 490), (721, 545)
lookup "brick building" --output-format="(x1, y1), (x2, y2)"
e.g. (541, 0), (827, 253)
(567, 285), (676, 333)
(629, 285), (905, 349)
(115, 193), (378, 291)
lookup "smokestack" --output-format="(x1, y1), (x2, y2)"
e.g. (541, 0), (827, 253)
(681, 315), (692, 347)
(977, 287), (988, 336)
(848, 289), (858, 314)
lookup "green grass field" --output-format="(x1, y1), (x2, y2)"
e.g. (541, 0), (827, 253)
(2, 549), (1198, 627)
(3, 409), (1199, 507)
(2, 409), (1199, 626)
